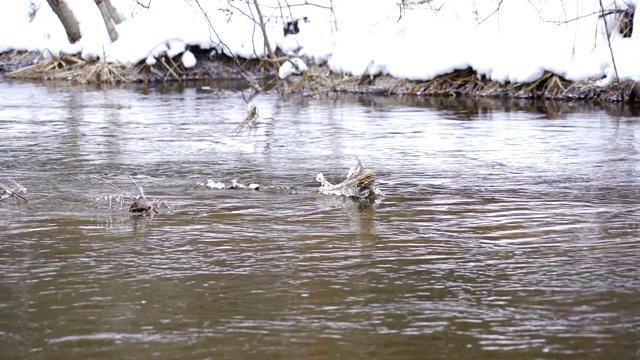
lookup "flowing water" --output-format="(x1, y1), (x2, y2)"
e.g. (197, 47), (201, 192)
(0, 79), (639, 360)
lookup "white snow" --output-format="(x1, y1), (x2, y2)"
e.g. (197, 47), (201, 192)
(278, 58), (308, 79)
(181, 50), (196, 69)
(1, 0), (639, 84)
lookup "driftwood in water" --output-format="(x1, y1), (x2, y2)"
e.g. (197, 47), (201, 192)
(316, 157), (384, 200)
(0, 181), (28, 202)
(129, 196), (155, 215)
(127, 176), (158, 215)
(92, 175), (170, 215)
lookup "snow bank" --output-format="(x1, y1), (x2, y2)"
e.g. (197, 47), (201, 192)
(1, 0), (639, 85)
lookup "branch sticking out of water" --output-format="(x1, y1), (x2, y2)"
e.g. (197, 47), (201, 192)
(126, 176), (174, 216)
(316, 156), (384, 200)
(91, 175), (131, 207)
(92, 175), (172, 215)
(232, 102), (259, 135)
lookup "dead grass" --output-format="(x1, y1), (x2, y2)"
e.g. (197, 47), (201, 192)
(6, 54), (128, 83)
(4, 52), (196, 83)
(3, 51), (639, 103)
(297, 66), (639, 103)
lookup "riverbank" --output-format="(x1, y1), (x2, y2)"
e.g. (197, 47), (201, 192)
(2, 49), (640, 103)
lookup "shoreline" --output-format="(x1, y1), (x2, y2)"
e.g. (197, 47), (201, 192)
(2, 50), (640, 103)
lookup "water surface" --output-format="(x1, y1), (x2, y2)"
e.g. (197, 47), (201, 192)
(1, 80), (639, 359)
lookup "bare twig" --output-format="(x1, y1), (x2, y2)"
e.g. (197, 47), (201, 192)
(599, 0), (620, 83)
(193, 0), (264, 91)
(476, 0), (504, 26)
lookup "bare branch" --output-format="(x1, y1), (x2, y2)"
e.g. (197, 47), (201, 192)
(193, 0), (264, 91)
(599, 0), (620, 83)
(476, 0), (504, 26)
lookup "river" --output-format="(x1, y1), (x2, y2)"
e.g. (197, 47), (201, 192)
(1, 79), (639, 359)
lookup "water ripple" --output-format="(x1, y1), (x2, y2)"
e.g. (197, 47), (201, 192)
(1, 83), (639, 359)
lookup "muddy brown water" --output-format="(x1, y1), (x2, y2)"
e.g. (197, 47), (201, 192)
(1, 79), (639, 360)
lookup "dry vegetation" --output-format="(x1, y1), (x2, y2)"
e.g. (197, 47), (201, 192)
(2, 50), (639, 103)
(280, 64), (640, 103)
(3, 51), (213, 83)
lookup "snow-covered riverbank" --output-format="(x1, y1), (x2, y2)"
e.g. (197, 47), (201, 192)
(1, 0), (639, 97)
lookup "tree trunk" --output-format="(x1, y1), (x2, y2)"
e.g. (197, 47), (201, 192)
(46, 0), (82, 44)
(105, 0), (125, 24)
(95, 0), (119, 42)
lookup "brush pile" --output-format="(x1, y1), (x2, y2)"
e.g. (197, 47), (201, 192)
(5, 54), (133, 83)
(92, 175), (171, 216)
(3, 52), (204, 83)
(316, 157), (384, 200)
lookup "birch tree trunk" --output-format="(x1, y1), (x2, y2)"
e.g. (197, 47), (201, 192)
(46, 0), (81, 43)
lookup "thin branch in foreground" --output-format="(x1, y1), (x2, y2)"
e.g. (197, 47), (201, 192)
(252, 0), (277, 62)
(476, 0), (504, 27)
(193, 0), (263, 91)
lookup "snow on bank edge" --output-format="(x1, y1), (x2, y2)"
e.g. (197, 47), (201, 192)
(1, 0), (639, 85)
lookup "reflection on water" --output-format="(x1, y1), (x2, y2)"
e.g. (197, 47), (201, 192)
(1, 79), (639, 360)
